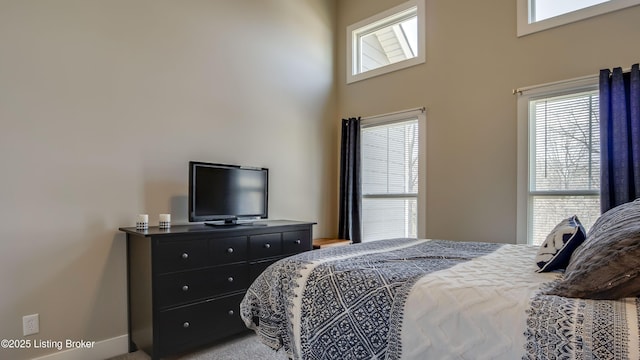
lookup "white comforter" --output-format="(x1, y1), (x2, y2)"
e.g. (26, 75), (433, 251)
(402, 244), (556, 359)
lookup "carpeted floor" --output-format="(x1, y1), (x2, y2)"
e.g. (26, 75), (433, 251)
(107, 332), (289, 360)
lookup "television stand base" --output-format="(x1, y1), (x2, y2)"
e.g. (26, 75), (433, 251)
(204, 222), (237, 227)
(204, 220), (268, 227)
(204, 217), (239, 226)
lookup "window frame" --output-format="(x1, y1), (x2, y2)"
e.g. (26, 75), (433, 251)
(517, 0), (640, 37)
(516, 76), (600, 244)
(360, 108), (427, 241)
(347, 0), (425, 84)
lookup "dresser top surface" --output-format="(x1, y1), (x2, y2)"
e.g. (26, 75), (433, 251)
(119, 219), (315, 237)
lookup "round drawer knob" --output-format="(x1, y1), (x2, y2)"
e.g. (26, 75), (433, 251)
(182, 285), (189, 292)
(183, 322), (190, 328)
(181, 252), (189, 259)
(227, 247), (234, 254)
(264, 243), (271, 249)
(228, 310), (234, 316)
(295, 239), (301, 244)
(227, 277), (234, 283)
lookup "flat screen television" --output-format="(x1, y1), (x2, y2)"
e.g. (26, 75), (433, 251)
(188, 161), (268, 225)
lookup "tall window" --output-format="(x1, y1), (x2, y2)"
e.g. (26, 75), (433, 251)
(347, 0), (425, 84)
(517, 0), (640, 36)
(517, 78), (601, 245)
(361, 110), (425, 241)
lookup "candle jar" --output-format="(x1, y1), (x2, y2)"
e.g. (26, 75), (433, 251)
(159, 214), (171, 229)
(136, 214), (149, 230)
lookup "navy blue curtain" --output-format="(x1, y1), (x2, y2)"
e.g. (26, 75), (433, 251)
(338, 117), (362, 243)
(599, 63), (640, 213)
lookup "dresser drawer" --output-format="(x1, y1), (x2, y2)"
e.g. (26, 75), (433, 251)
(158, 293), (246, 355)
(155, 239), (208, 273)
(210, 236), (248, 265)
(249, 233), (282, 260)
(282, 230), (311, 255)
(156, 264), (248, 308)
(209, 264), (248, 297)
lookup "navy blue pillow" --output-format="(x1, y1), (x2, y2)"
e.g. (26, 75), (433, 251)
(535, 215), (586, 273)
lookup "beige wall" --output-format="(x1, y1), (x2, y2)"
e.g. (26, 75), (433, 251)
(0, 1), (336, 358)
(336, 0), (640, 243)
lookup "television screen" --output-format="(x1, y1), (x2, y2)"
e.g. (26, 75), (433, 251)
(189, 161), (268, 224)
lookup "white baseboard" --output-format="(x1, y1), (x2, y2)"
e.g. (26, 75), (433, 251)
(31, 334), (129, 360)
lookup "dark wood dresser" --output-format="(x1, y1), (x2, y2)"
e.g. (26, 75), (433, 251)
(119, 220), (314, 360)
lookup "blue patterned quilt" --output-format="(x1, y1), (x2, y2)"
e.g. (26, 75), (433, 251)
(240, 238), (640, 359)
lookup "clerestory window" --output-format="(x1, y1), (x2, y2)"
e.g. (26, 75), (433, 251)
(517, 0), (640, 36)
(347, 0), (425, 84)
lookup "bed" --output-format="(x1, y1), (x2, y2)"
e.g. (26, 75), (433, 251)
(240, 200), (640, 359)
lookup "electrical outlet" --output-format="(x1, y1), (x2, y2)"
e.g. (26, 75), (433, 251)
(23, 314), (39, 336)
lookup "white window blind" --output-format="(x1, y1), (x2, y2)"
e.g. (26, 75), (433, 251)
(361, 118), (419, 241)
(528, 90), (601, 244)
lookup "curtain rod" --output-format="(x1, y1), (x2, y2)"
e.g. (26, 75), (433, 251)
(512, 74), (598, 95)
(512, 67), (632, 95)
(361, 106), (425, 121)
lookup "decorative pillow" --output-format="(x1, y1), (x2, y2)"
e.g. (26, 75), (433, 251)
(535, 215), (586, 273)
(546, 198), (640, 299)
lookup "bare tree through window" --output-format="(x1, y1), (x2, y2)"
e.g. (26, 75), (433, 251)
(530, 91), (600, 244)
